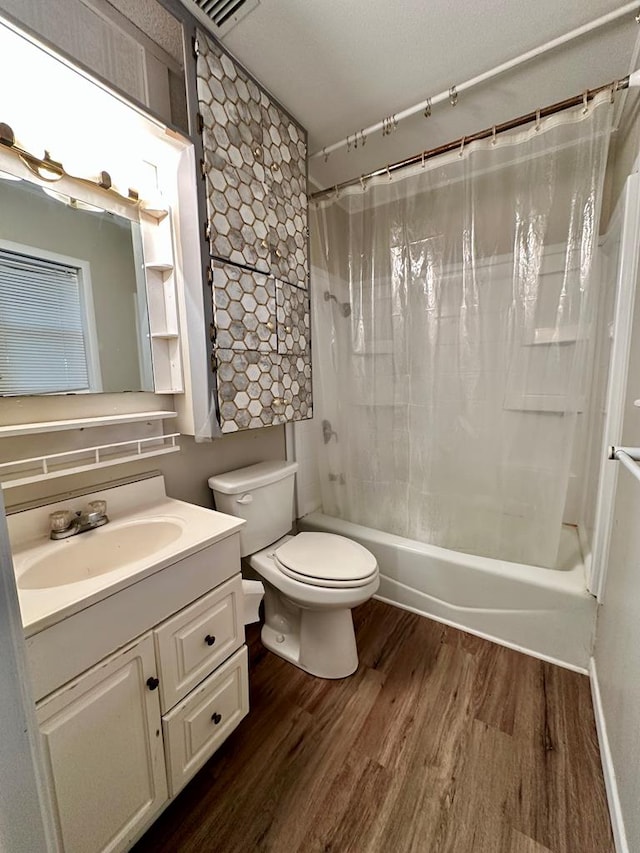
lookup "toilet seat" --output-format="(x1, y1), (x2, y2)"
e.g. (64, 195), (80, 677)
(273, 532), (378, 589)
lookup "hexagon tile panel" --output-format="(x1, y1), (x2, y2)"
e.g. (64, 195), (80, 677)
(216, 349), (285, 433)
(213, 262), (276, 351)
(281, 352), (313, 423)
(262, 93), (308, 288)
(196, 28), (307, 288)
(196, 30), (271, 272)
(277, 281), (310, 356)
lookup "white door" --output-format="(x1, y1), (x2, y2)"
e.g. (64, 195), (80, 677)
(587, 172), (640, 598)
(36, 633), (168, 853)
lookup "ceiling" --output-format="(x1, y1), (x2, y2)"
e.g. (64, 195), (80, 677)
(213, 0), (640, 188)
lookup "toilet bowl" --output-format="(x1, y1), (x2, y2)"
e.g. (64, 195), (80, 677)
(209, 461), (379, 679)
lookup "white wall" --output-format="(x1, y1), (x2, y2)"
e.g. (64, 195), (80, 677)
(592, 101), (640, 853)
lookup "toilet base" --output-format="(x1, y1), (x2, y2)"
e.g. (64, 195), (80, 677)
(261, 596), (359, 679)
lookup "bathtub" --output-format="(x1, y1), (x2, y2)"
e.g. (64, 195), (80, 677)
(298, 511), (597, 672)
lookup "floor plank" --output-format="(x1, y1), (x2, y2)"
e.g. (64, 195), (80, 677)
(133, 600), (614, 853)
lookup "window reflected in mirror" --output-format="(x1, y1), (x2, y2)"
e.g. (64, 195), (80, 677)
(0, 175), (153, 395)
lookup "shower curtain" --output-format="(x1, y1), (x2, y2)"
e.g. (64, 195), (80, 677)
(310, 91), (613, 568)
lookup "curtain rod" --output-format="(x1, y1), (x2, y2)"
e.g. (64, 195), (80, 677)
(310, 78), (629, 201)
(309, 2), (640, 161)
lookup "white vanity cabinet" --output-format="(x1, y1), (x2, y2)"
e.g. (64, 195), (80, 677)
(27, 534), (249, 853)
(37, 634), (167, 853)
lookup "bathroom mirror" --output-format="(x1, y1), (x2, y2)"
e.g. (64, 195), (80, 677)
(0, 175), (154, 396)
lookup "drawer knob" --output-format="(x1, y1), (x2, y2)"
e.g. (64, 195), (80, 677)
(211, 712), (222, 725)
(205, 634), (216, 646)
(146, 676), (160, 691)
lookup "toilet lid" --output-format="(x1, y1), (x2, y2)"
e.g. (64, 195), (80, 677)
(274, 532), (378, 586)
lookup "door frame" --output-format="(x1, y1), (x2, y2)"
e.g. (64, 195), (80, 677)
(589, 171), (640, 600)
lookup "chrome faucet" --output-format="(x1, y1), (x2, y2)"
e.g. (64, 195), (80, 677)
(49, 500), (109, 540)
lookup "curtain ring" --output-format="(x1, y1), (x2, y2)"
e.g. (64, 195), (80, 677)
(323, 147), (329, 163)
(421, 150), (426, 168)
(424, 97), (432, 119)
(347, 135), (352, 152)
(361, 129), (367, 147)
(535, 108), (541, 132)
(491, 125), (497, 145)
(392, 115), (398, 131)
(359, 174), (367, 191)
(582, 91), (589, 115)
(449, 85), (458, 106)
(459, 136), (466, 157)
(386, 165), (392, 181)
(610, 83), (616, 104)
(334, 185), (339, 199)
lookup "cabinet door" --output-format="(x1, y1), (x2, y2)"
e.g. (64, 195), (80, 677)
(262, 93), (308, 288)
(215, 349), (285, 433)
(213, 260), (275, 352)
(276, 280), (312, 421)
(196, 30), (270, 272)
(37, 634), (167, 853)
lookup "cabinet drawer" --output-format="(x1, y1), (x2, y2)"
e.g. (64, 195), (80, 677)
(162, 645), (249, 797)
(154, 574), (243, 712)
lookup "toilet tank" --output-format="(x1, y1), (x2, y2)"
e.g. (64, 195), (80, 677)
(208, 460), (298, 557)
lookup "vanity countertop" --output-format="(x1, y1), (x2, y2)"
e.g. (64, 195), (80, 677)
(8, 476), (244, 638)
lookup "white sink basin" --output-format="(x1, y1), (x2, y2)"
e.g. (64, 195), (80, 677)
(9, 476), (246, 636)
(19, 519), (183, 589)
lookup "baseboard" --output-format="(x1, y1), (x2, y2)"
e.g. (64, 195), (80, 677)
(589, 657), (628, 853)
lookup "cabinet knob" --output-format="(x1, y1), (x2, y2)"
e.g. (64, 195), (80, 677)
(266, 321), (274, 331)
(253, 146), (262, 159)
(285, 326), (292, 334)
(146, 676), (160, 691)
(204, 634), (216, 646)
(211, 712), (222, 725)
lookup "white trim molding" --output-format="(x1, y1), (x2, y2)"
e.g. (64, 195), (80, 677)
(590, 656), (629, 853)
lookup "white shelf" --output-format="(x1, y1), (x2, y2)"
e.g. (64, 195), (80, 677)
(0, 411), (177, 439)
(0, 433), (180, 490)
(145, 262), (174, 272)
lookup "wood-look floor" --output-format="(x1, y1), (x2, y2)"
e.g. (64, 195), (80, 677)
(133, 600), (613, 853)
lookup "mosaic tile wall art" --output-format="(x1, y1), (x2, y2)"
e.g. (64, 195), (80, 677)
(195, 28), (312, 433)
(213, 261), (276, 352)
(276, 281), (310, 356)
(196, 29), (308, 289)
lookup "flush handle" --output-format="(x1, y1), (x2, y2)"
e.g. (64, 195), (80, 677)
(236, 494), (253, 505)
(204, 634), (216, 646)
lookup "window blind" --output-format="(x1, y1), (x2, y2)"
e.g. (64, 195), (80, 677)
(0, 249), (90, 395)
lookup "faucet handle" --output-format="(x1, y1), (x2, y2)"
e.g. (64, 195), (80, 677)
(88, 499), (107, 517)
(49, 510), (74, 533)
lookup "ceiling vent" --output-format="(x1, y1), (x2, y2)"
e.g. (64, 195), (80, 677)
(186, 0), (260, 37)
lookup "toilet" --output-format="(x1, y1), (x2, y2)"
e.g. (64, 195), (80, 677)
(209, 460), (379, 679)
